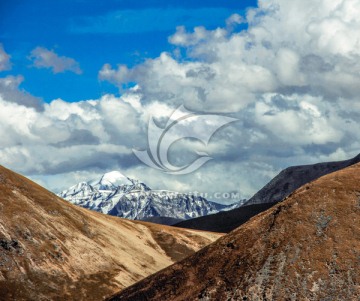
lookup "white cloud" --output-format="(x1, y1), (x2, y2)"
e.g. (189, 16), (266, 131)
(29, 47), (82, 74)
(101, 0), (360, 106)
(0, 44), (11, 71)
(254, 93), (344, 145)
(0, 89), (161, 184)
(94, 0), (360, 198)
(3, 0), (360, 202)
(168, 26), (212, 47)
(226, 13), (245, 28)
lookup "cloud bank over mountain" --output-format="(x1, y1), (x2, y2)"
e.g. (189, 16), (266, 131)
(1, 0), (359, 202)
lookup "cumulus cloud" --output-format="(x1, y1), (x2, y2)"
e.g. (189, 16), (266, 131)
(225, 13), (245, 28)
(0, 93), (140, 177)
(0, 44), (11, 71)
(0, 87), (244, 199)
(100, 0), (360, 107)
(3, 0), (360, 202)
(95, 0), (360, 196)
(29, 47), (82, 74)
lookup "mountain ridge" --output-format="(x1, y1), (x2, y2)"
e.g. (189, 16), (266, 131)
(244, 153), (360, 206)
(0, 165), (222, 300)
(59, 171), (233, 222)
(173, 153), (360, 233)
(108, 162), (360, 300)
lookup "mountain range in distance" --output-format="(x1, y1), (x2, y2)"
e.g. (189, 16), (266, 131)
(174, 153), (360, 233)
(58, 171), (238, 223)
(58, 153), (360, 234)
(108, 161), (360, 300)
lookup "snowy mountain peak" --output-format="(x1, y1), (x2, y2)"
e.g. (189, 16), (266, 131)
(58, 171), (232, 221)
(101, 170), (128, 183)
(89, 170), (134, 191)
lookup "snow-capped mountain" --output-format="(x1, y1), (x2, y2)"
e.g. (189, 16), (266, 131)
(58, 171), (231, 220)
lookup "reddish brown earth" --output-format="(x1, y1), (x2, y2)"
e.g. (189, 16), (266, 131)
(109, 163), (360, 301)
(0, 166), (222, 301)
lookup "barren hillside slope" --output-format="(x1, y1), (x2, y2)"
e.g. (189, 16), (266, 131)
(0, 166), (222, 301)
(110, 163), (360, 301)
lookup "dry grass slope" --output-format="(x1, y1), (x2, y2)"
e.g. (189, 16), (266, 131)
(0, 166), (222, 301)
(110, 163), (360, 301)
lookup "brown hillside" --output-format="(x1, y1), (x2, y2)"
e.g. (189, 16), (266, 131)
(109, 163), (360, 301)
(0, 166), (222, 301)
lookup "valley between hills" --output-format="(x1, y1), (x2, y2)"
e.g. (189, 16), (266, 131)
(109, 161), (360, 300)
(0, 165), (221, 300)
(0, 154), (359, 300)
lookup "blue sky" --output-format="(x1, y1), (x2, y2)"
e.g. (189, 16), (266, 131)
(1, 0), (256, 102)
(1, 0), (359, 202)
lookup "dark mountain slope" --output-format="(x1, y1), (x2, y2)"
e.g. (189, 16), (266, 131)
(174, 153), (360, 233)
(244, 152), (360, 206)
(175, 203), (274, 233)
(109, 162), (360, 301)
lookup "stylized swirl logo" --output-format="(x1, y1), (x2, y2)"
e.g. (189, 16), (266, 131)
(133, 105), (237, 175)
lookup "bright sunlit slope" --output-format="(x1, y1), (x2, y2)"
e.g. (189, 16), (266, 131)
(0, 165), (222, 301)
